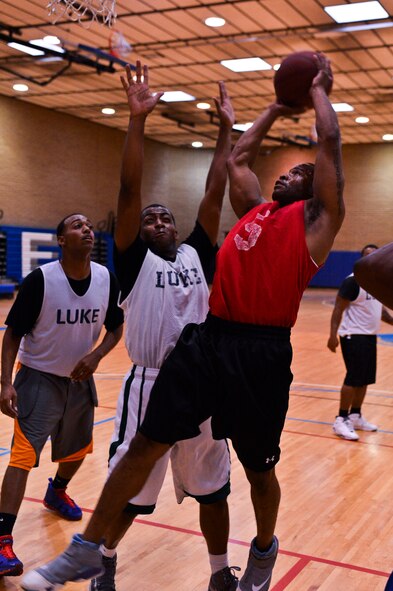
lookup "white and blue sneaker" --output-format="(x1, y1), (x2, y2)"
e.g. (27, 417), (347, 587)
(20, 534), (103, 591)
(239, 536), (278, 591)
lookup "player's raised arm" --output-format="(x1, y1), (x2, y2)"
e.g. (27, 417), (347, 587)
(115, 61), (164, 253)
(305, 53), (345, 265)
(197, 81), (235, 244)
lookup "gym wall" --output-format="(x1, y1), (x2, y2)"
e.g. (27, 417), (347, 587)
(0, 94), (392, 286)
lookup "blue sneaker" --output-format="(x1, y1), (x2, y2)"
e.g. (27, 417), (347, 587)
(0, 534), (23, 576)
(20, 533), (103, 590)
(239, 536), (279, 591)
(43, 478), (82, 521)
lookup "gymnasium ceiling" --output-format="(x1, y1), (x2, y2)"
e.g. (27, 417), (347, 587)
(1, 0), (393, 149)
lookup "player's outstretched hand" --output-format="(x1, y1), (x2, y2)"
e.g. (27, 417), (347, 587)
(214, 81), (235, 129)
(121, 60), (164, 118)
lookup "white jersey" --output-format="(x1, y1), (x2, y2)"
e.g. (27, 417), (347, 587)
(19, 260), (110, 377)
(120, 244), (209, 368)
(338, 274), (382, 336)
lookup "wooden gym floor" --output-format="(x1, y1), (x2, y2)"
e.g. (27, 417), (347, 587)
(0, 288), (392, 591)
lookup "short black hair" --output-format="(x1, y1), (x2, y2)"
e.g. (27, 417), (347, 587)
(292, 163), (315, 199)
(361, 243), (379, 256)
(56, 213), (85, 237)
(141, 203), (176, 226)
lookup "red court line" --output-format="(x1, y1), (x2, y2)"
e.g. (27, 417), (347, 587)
(271, 557), (310, 590)
(24, 496), (390, 580)
(283, 428), (393, 449)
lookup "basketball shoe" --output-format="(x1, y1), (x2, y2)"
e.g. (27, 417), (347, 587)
(208, 565), (240, 591)
(332, 416), (359, 441)
(348, 413), (378, 431)
(89, 554), (117, 590)
(238, 536), (278, 591)
(43, 478), (82, 520)
(0, 534), (23, 577)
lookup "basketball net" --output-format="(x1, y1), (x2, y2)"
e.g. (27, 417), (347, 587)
(47, 0), (117, 27)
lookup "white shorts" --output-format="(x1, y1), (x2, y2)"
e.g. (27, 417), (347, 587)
(108, 366), (231, 512)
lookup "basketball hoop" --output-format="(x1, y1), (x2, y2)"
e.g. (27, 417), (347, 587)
(109, 30), (132, 60)
(47, 0), (117, 28)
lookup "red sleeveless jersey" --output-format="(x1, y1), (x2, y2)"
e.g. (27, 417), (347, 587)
(209, 200), (319, 327)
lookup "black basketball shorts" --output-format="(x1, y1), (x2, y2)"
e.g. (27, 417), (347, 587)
(140, 314), (293, 472)
(340, 334), (377, 387)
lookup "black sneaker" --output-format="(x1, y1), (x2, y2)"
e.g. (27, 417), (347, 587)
(208, 566), (240, 591)
(90, 554), (117, 590)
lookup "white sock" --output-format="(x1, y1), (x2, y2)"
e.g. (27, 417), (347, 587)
(209, 552), (229, 574)
(99, 544), (117, 558)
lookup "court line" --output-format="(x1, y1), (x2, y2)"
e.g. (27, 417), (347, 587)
(21, 496), (391, 583)
(293, 381), (393, 396)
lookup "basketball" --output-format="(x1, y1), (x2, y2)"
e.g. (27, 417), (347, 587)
(274, 51), (332, 108)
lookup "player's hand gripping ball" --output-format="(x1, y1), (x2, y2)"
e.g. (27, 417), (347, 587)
(274, 51), (333, 108)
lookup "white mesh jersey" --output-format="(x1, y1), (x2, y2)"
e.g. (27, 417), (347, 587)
(338, 274), (382, 336)
(19, 260), (110, 377)
(120, 244), (209, 368)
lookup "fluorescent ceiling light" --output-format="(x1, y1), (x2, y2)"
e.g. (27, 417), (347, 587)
(382, 134), (393, 141)
(102, 107), (116, 115)
(332, 103), (354, 112)
(43, 35), (61, 44)
(205, 17), (225, 27)
(324, 1), (388, 24)
(30, 38), (65, 53)
(160, 91), (196, 102)
(273, 64), (281, 71)
(197, 102), (211, 109)
(221, 57), (272, 72)
(8, 42), (44, 56)
(355, 116), (370, 124)
(13, 83), (29, 92)
(192, 141), (203, 148)
(233, 122), (254, 132)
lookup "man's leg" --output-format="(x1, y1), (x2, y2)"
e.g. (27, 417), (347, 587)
(21, 433), (170, 591)
(348, 385), (378, 431)
(332, 384), (360, 440)
(0, 466), (29, 576)
(238, 467), (280, 591)
(89, 508), (136, 591)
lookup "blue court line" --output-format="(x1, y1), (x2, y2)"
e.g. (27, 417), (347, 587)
(291, 385), (393, 400)
(0, 327), (6, 331)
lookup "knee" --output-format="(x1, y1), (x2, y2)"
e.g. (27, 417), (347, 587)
(245, 467), (278, 495)
(124, 432), (169, 465)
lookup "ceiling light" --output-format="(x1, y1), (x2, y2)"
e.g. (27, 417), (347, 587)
(332, 103), (354, 112)
(382, 134), (393, 141)
(205, 17), (225, 27)
(273, 64), (281, 71)
(30, 38), (65, 53)
(233, 122), (254, 132)
(43, 35), (61, 44)
(324, 1), (388, 24)
(13, 83), (29, 92)
(197, 102), (211, 109)
(221, 57), (272, 72)
(102, 107), (116, 115)
(8, 42), (45, 56)
(355, 116), (370, 124)
(192, 141), (203, 148)
(160, 91), (196, 102)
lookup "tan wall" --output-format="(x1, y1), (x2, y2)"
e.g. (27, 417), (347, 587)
(1, 94), (392, 250)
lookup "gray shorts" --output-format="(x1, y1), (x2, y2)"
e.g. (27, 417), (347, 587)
(10, 365), (96, 470)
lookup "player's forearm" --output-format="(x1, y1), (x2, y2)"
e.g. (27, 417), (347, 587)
(1, 328), (21, 386)
(119, 115), (147, 197)
(231, 104), (281, 169)
(92, 325), (123, 361)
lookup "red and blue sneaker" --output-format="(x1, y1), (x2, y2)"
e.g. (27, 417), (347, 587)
(43, 478), (82, 521)
(0, 534), (23, 576)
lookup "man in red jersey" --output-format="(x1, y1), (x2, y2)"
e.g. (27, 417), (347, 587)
(22, 52), (344, 591)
